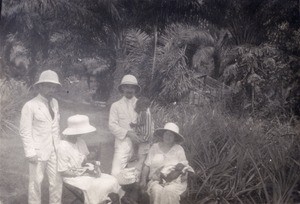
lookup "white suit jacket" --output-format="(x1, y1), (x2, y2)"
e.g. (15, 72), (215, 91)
(19, 94), (61, 161)
(109, 96), (137, 153)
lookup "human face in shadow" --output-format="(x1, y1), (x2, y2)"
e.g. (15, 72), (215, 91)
(162, 130), (176, 146)
(121, 84), (136, 99)
(66, 135), (81, 143)
(37, 83), (58, 100)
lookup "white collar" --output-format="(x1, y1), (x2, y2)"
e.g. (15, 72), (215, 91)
(122, 96), (136, 104)
(37, 94), (50, 103)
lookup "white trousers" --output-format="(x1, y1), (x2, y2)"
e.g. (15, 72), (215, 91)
(28, 151), (62, 204)
(111, 149), (133, 177)
(111, 139), (133, 177)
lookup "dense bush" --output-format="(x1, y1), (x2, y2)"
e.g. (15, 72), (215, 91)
(0, 79), (30, 138)
(152, 103), (300, 203)
(222, 44), (295, 119)
(118, 24), (298, 118)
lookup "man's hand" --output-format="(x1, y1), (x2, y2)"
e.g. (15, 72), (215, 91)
(28, 155), (39, 163)
(126, 130), (143, 143)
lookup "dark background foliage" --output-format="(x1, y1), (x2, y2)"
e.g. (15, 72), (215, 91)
(1, 1), (300, 203)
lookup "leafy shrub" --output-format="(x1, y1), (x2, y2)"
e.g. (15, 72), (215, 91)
(222, 44), (294, 119)
(0, 79), (29, 138)
(151, 103), (300, 203)
(151, 24), (214, 103)
(120, 25), (214, 103)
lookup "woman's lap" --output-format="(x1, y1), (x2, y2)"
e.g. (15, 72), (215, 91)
(147, 180), (187, 204)
(63, 173), (119, 191)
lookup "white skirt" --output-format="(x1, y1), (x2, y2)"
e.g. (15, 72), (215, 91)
(64, 173), (122, 204)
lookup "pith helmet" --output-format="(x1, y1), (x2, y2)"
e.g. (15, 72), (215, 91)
(118, 74), (141, 93)
(34, 70), (61, 86)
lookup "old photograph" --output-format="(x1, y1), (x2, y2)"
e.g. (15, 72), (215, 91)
(0, 0), (299, 203)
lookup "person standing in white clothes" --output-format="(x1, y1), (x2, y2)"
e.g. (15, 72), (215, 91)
(19, 70), (62, 204)
(109, 74), (144, 177)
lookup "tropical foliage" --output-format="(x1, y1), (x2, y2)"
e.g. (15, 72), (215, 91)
(0, 0), (299, 202)
(152, 103), (300, 203)
(0, 79), (30, 138)
(1, 0), (298, 116)
(222, 44), (294, 118)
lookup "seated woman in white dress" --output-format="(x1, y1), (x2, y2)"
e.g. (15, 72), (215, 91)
(140, 123), (194, 204)
(57, 115), (122, 204)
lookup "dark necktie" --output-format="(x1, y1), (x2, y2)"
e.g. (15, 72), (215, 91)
(48, 99), (54, 120)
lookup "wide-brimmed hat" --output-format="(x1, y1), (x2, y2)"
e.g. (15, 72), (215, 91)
(154, 122), (184, 143)
(62, 115), (96, 136)
(34, 70), (61, 86)
(118, 75), (141, 93)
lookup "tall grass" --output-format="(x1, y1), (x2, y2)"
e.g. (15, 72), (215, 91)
(151, 103), (300, 203)
(0, 79), (29, 138)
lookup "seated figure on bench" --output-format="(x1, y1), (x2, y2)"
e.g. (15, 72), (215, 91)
(140, 123), (194, 204)
(57, 115), (122, 204)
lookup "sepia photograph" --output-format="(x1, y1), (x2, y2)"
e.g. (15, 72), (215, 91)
(0, 0), (299, 203)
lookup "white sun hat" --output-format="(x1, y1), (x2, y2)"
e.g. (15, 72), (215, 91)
(34, 70), (61, 86)
(62, 115), (96, 136)
(117, 74), (141, 93)
(154, 122), (184, 143)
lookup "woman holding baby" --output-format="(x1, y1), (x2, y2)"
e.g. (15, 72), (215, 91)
(57, 115), (122, 204)
(140, 122), (194, 204)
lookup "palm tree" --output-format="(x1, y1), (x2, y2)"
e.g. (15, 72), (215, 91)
(120, 21), (233, 103)
(1, 0), (104, 83)
(197, 0), (299, 46)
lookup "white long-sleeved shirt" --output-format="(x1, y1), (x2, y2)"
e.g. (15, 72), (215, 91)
(109, 96), (137, 149)
(19, 94), (60, 161)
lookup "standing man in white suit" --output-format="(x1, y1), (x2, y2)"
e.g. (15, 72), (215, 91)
(20, 70), (62, 204)
(109, 74), (143, 177)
